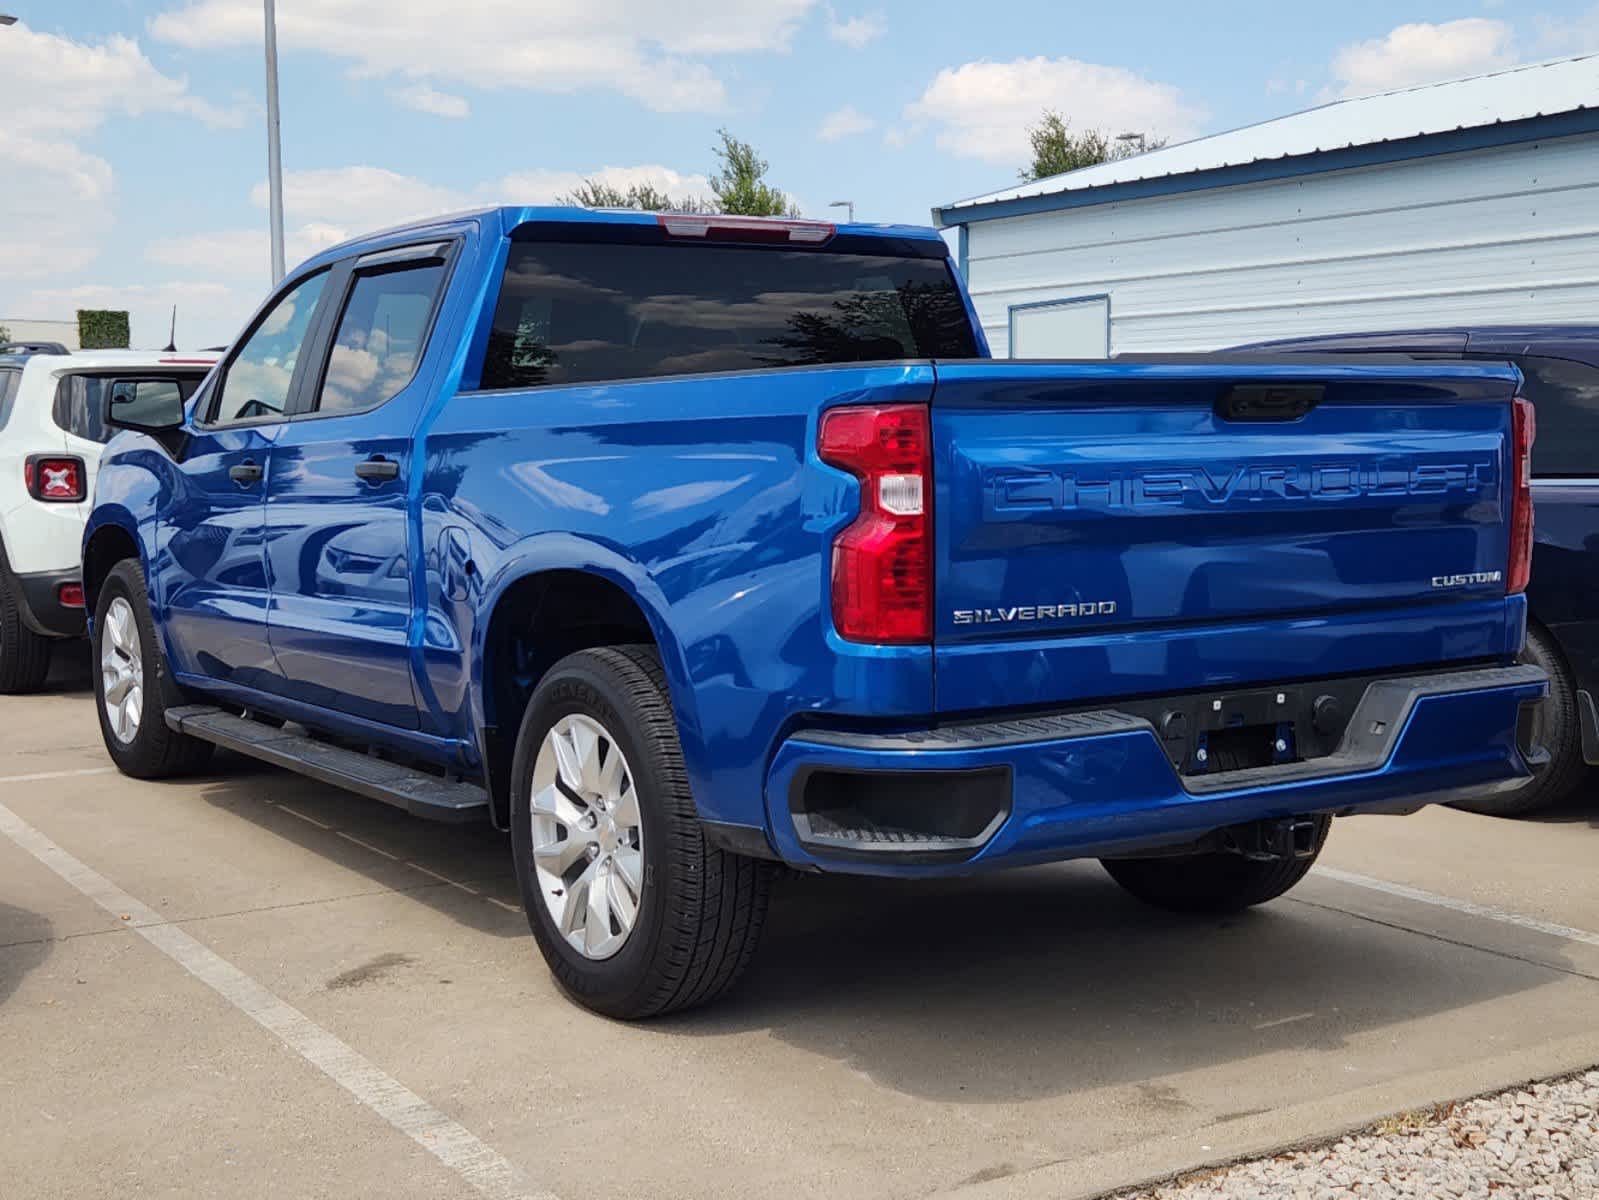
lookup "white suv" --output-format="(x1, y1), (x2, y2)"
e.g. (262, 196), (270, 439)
(0, 344), (218, 692)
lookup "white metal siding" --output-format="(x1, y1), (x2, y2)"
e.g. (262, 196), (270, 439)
(965, 130), (1599, 356)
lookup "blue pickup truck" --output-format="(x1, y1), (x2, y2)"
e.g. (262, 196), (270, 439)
(84, 207), (1546, 1017)
(1235, 326), (1599, 817)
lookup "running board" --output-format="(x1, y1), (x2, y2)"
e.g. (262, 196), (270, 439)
(164, 706), (489, 823)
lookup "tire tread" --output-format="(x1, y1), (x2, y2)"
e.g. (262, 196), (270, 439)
(514, 644), (772, 1019)
(94, 561), (214, 778)
(0, 573), (53, 695)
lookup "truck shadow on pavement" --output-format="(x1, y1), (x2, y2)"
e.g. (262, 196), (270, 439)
(0, 903), (54, 1007)
(1525, 778), (1599, 830)
(190, 763), (1560, 1106)
(196, 762), (524, 939)
(663, 865), (1562, 1104)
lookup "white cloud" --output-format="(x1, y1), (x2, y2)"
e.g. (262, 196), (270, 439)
(390, 82), (470, 119)
(818, 105), (875, 141)
(0, 23), (242, 136)
(0, 132), (114, 281)
(0, 23), (238, 290)
(826, 8), (886, 49)
(146, 161), (714, 293)
(250, 166), (470, 230)
(1330, 19), (1517, 98)
(905, 57), (1201, 165)
(146, 225), (349, 282)
(151, 0), (817, 113)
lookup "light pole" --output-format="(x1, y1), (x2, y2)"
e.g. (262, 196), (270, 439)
(828, 199), (855, 223)
(263, 0), (286, 284)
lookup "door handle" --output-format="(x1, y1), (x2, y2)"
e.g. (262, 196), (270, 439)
(229, 461), (263, 486)
(354, 457), (400, 483)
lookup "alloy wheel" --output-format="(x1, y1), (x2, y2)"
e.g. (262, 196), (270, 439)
(100, 596), (144, 743)
(529, 713), (645, 960)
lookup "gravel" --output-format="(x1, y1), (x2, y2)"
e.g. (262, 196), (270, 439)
(1117, 1070), (1599, 1199)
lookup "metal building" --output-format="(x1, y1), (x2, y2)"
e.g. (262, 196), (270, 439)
(934, 55), (1599, 357)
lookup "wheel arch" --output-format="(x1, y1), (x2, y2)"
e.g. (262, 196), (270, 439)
(82, 512), (145, 626)
(472, 541), (700, 830)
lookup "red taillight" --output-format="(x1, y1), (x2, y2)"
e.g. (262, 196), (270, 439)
(818, 403), (931, 644)
(1507, 395), (1536, 594)
(58, 582), (84, 609)
(25, 455), (85, 502)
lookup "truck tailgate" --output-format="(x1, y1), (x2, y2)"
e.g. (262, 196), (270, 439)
(931, 358), (1522, 713)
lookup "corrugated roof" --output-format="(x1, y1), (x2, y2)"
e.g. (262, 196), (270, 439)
(939, 53), (1599, 220)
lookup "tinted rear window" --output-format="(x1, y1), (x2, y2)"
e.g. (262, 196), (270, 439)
(53, 372), (206, 443)
(481, 241), (977, 390)
(1517, 355), (1599, 478)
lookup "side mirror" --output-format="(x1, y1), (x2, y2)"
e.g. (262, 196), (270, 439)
(105, 378), (186, 434)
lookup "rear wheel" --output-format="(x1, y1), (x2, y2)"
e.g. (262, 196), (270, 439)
(1101, 815), (1332, 913)
(0, 571), (53, 694)
(510, 644), (772, 1018)
(1449, 624), (1587, 817)
(92, 560), (214, 778)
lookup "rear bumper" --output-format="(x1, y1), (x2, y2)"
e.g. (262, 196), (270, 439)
(762, 664), (1548, 876)
(11, 567), (84, 638)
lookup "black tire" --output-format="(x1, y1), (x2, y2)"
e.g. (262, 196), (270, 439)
(1449, 624), (1588, 817)
(1101, 815), (1332, 913)
(92, 560), (215, 779)
(510, 644), (772, 1019)
(0, 570), (53, 694)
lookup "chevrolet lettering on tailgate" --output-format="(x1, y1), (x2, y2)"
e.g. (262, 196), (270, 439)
(983, 457), (1499, 517)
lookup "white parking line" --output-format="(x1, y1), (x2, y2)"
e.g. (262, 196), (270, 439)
(0, 766), (117, 785)
(0, 799), (555, 1200)
(1319, 865), (1599, 949)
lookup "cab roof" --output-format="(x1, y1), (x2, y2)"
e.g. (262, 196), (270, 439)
(293, 205), (949, 276)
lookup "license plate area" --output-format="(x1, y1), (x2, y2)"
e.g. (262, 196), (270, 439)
(1172, 684), (1312, 776)
(1196, 722), (1293, 774)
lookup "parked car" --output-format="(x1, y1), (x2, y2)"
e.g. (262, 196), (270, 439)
(1233, 326), (1599, 815)
(0, 344), (217, 692)
(82, 208), (1546, 1017)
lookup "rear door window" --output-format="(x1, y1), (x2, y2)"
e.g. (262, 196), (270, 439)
(1514, 356), (1599, 478)
(481, 240), (977, 390)
(314, 260), (447, 416)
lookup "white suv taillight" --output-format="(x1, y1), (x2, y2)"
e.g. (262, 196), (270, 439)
(817, 403), (932, 644)
(1507, 395), (1536, 594)
(24, 455), (86, 502)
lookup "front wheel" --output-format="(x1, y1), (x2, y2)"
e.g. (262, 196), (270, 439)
(510, 644), (772, 1019)
(1101, 815), (1331, 913)
(92, 560), (215, 779)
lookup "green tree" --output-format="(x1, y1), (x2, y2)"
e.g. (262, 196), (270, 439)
(556, 178), (710, 212)
(78, 309), (130, 350)
(1019, 110), (1167, 183)
(708, 128), (799, 217)
(0, 325), (10, 345)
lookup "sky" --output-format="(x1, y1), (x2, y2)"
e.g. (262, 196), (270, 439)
(3, 0), (1598, 349)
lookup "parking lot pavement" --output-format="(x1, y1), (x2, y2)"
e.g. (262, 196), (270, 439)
(5, 651), (1599, 1200)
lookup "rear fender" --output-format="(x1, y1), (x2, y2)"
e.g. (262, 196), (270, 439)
(469, 535), (704, 806)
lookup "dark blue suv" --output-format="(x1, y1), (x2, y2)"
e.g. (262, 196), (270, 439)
(1237, 326), (1599, 815)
